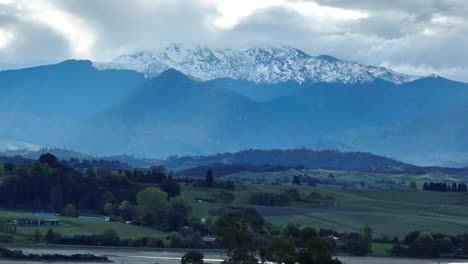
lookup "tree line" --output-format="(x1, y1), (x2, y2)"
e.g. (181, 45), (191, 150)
(422, 182), (468, 192)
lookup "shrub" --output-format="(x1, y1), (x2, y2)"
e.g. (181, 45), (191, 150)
(181, 250), (204, 264)
(62, 203), (76, 217)
(168, 232), (184, 248)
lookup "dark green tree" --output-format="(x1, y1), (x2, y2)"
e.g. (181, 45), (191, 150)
(292, 176), (301, 186)
(32, 229), (42, 242)
(260, 235), (296, 264)
(212, 207), (267, 264)
(297, 236), (341, 264)
(101, 229), (120, 246)
(206, 168), (214, 187)
(48, 185), (64, 212)
(181, 250), (204, 264)
(45, 228), (59, 243)
(62, 203), (76, 217)
(0, 162), (5, 176)
(162, 176), (181, 199)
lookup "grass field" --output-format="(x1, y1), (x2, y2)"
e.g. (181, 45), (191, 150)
(181, 183), (468, 238)
(217, 169), (467, 188)
(371, 243), (393, 256)
(0, 210), (168, 243)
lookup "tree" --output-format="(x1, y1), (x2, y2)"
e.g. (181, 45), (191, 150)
(62, 203), (76, 217)
(136, 187), (169, 214)
(168, 232), (184, 248)
(409, 181), (417, 191)
(181, 250), (204, 264)
(166, 196), (193, 231)
(451, 183), (458, 192)
(32, 229), (42, 242)
(86, 167), (98, 179)
(48, 185), (64, 212)
(281, 223), (302, 243)
(260, 235), (296, 264)
(0, 162), (5, 176)
(101, 190), (117, 205)
(101, 229), (120, 246)
(292, 176), (301, 186)
(4, 163), (15, 173)
(162, 176), (181, 199)
(45, 228), (59, 243)
(206, 168), (214, 187)
(119, 200), (133, 210)
(298, 236), (341, 264)
(212, 207), (266, 264)
(360, 225), (373, 253)
(38, 153), (59, 168)
(103, 202), (114, 215)
(346, 225), (373, 256)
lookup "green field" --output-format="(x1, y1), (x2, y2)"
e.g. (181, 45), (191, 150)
(181, 183), (468, 238)
(371, 243), (393, 255)
(217, 169), (467, 188)
(0, 210), (168, 243)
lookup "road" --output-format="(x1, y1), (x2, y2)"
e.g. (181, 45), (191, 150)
(4, 245), (468, 264)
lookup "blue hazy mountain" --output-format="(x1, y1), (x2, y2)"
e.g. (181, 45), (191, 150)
(266, 79), (422, 142)
(395, 76), (468, 112)
(362, 103), (468, 166)
(2, 48), (468, 165)
(0, 60), (145, 145)
(206, 78), (311, 102)
(0, 60), (144, 119)
(66, 69), (305, 157)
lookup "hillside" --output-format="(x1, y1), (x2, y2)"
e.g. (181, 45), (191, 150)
(364, 103), (468, 165)
(163, 148), (409, 169)
(0, 60), (145, 145)
(66, 69), (304, 157)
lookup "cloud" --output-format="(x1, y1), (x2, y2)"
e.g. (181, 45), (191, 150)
(0, 0), (467, 82)
(0, 3), (71, 65)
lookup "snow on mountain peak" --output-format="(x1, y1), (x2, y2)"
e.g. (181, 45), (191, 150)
(93, 44), (419, 84)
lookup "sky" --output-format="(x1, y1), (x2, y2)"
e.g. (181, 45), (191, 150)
(0, 0), (467, 82)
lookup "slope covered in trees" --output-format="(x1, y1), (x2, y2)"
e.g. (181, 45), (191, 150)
(164, 148), (409, 169)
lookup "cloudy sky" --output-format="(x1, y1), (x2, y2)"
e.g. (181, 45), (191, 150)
(0, 0), (467, 81)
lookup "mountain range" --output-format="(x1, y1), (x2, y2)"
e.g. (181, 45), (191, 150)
(2, 45), (468, 166)
(95, 44), (418, 85)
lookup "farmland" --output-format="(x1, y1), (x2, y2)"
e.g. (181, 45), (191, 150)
(179, 183), (468, 238)
(2, 180), (468, 244)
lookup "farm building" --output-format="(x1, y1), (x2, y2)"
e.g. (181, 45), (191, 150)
(13, 219), (60, 225)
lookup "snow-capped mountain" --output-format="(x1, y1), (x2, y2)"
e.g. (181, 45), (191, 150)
(94, 44), (419, 84)
(0, 139), (42, 152)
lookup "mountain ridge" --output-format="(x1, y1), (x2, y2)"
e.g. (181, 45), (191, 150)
(94, 44), (420, 84)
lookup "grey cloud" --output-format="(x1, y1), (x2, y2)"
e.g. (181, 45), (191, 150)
(53, 0), (219, 59)
(0, 0), (467, 82)
(0, 5), (70, 65)
(214, 4), (468, 81)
